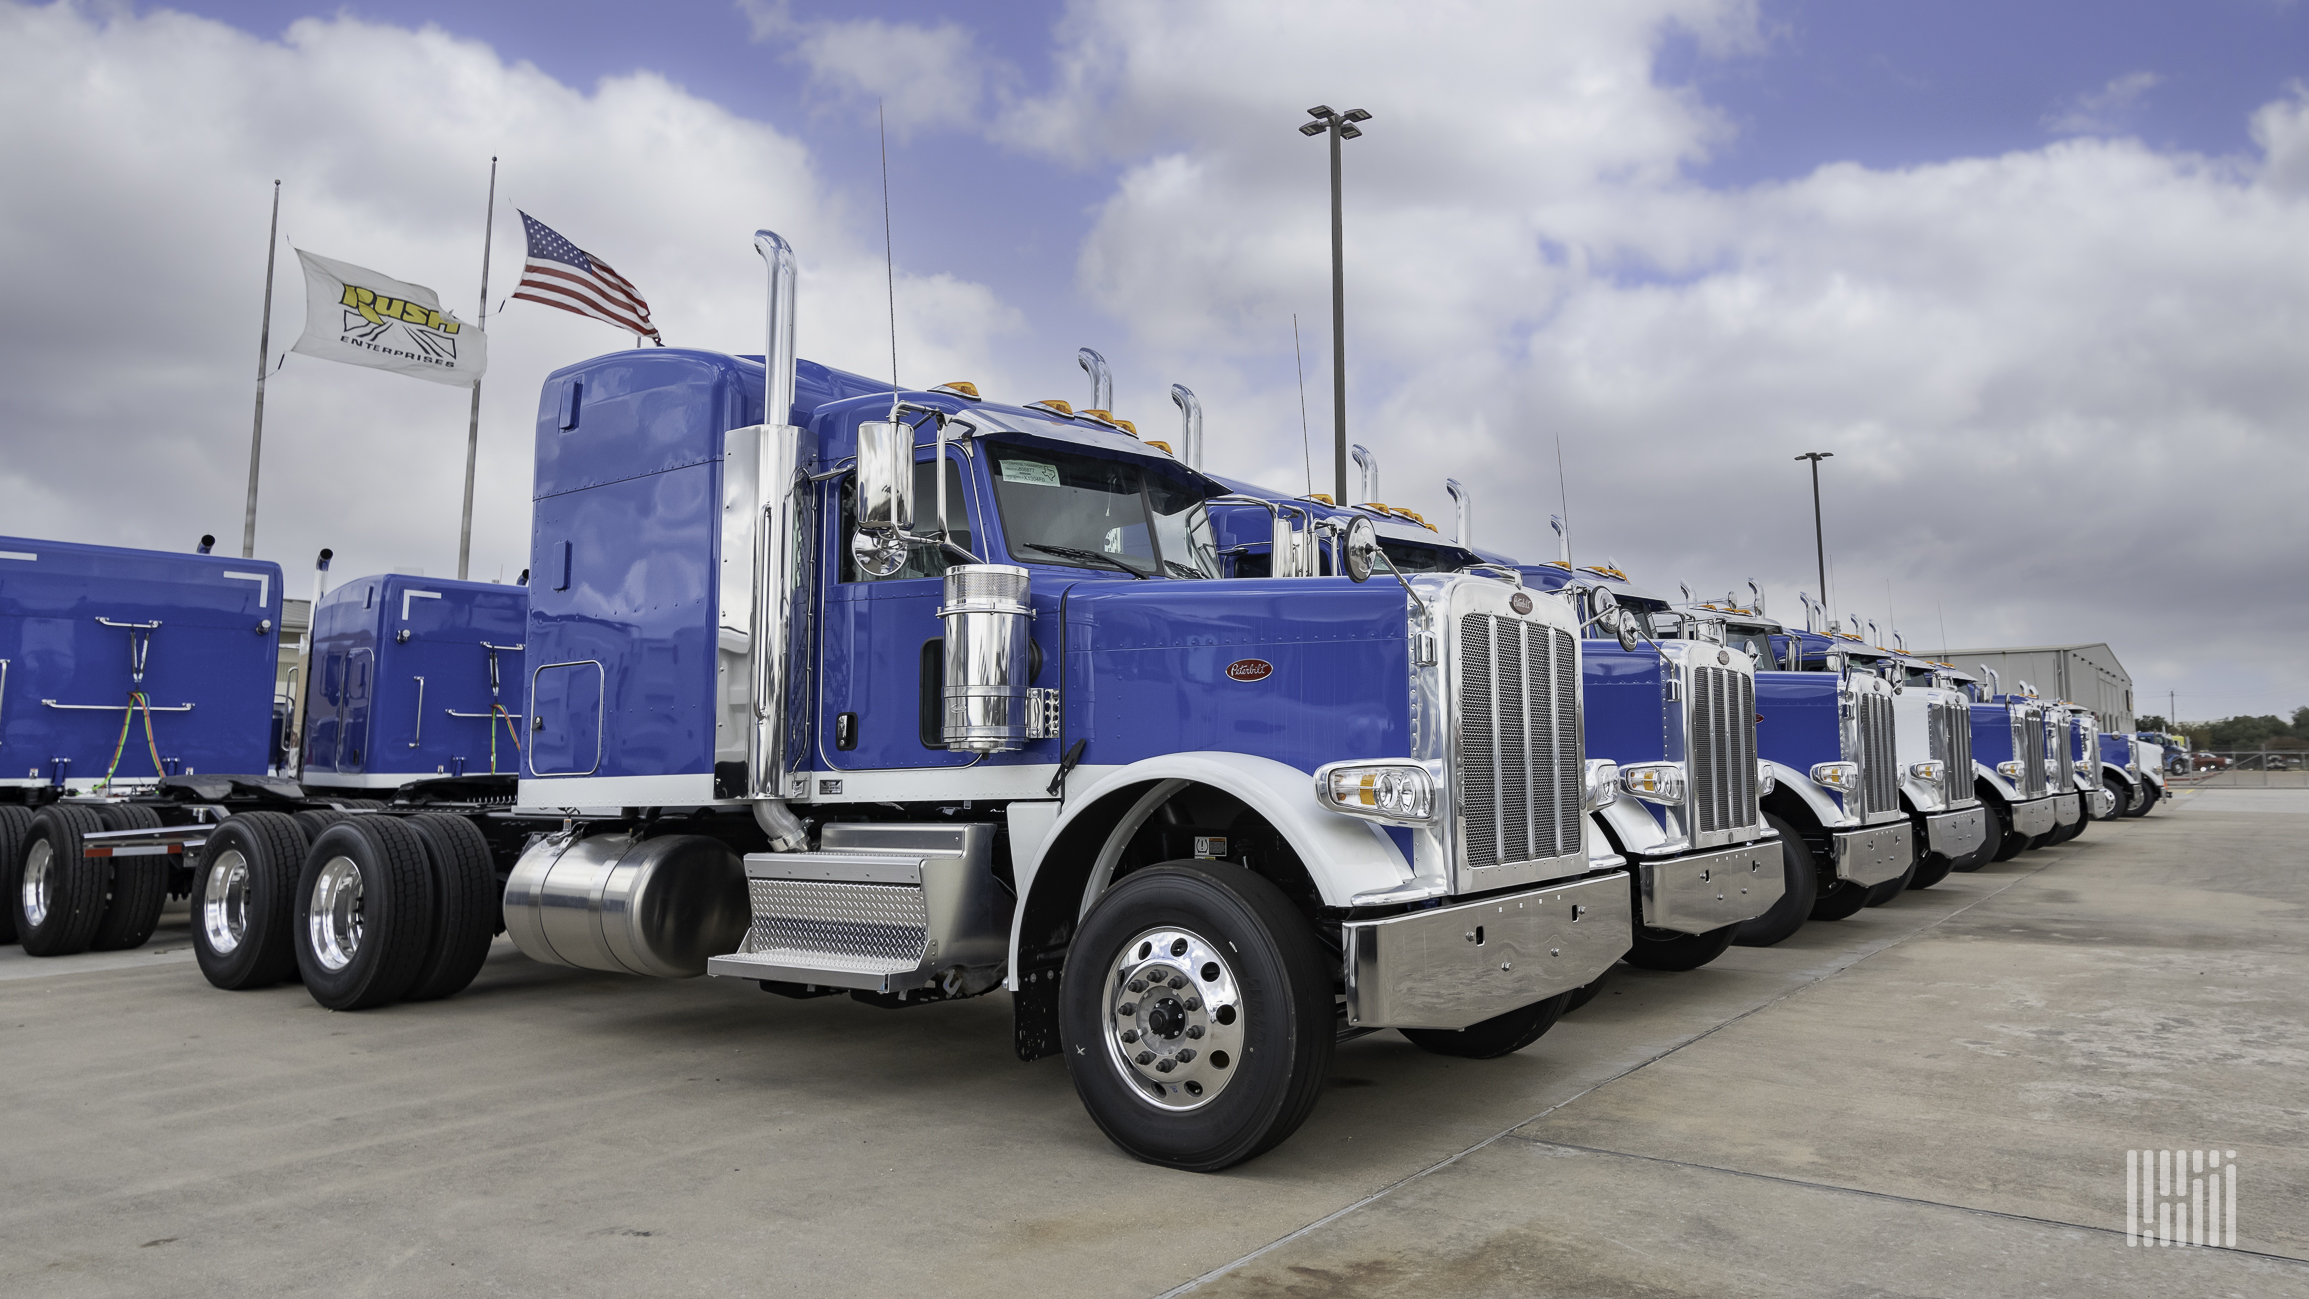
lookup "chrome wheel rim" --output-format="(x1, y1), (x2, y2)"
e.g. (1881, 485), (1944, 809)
(308, 856), (364, 972)
(21, 840), (54, 928)
(202, 849), (252, 954)
(1104, 926), (1246, 1111)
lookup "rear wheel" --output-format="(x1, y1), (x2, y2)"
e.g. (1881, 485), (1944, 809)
(1402, 991), (1574, 1058)
(1623, 923), (1737, 971)
(294, 818), (436, 1011)
(88, 804), (169, 951)
(14, 806), (108, 956)
(1059, 860), (1332, 1172)
(192, 812), (310, 990)
(1733, 814), (1818, 948)
(402, 814), (498, 1002)
(0, 805), (33, 945)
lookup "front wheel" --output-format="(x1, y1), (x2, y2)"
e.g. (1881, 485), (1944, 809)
(2123, 784), (2158, 818)
(1403, 991), (1574, 1057)
(1059, 861), (1332, 1172)
(1733, 814), (1818, 948)
(1622, 923), (1737, 972)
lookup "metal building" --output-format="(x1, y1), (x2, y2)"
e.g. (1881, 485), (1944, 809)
(1941, 642), (2133, 733)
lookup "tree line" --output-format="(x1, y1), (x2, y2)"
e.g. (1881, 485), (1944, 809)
(2133, 707), (2309, 752)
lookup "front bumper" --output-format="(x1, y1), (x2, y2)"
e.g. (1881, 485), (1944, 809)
(1342, 871), (1632, 1031)
(2087, 789), (2115, 818)
(1637, 840), (1783, 935)
(2051, 793), (2081, 827)
(1921, 806), (1988, 861)
(2010, 797), (2058, 838)
(1832, 823), (1913, 887)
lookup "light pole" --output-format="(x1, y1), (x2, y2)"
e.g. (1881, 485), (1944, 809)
(1795, 451), (1832, 613)
(1301, 105), (1370, 507)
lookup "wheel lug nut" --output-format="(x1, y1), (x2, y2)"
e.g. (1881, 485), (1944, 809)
(1156, 1058), (1176, 1073)
(1186, 1024), (1204, 1039)
(1117, 1002), (1135, 1016)
(1167, 975), (1185, 989)
(1121, 1029), (1138, 1043)
(1183, 996), (1202, 1011)
(1176, 1049), (1196, 1063)
(1136, 1050), (1155, 1065)
(1127, 979), (1147, 993)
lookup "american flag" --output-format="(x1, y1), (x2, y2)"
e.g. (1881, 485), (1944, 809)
(512, 212), (662, 343)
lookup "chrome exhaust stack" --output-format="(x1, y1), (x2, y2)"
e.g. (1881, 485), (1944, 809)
(1446, 478), (1471, 547)
(1078, 347), (1112, 412)
(744, 230), (807, 849)
(1169, 383), (1202, 468)
(1351, 443), (1377, 504)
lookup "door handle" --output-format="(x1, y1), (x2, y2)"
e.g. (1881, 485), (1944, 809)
(409, 676), (426, 747)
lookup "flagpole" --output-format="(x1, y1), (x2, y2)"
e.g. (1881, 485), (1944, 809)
(457, 156), (497, 581)
(242, 180), (281, 560)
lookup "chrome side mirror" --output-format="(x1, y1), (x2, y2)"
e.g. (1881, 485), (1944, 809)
(1342, 515), (1379, 583)
(852, 418), (915, 577)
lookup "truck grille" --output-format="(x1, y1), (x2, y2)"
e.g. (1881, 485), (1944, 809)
(1929, 700), (1973, 805)
(1455, 614), (1581, 871)
(2012, 710), (2047, 798)
(1857, 693), (1898, 816)
(1690, 666), (1759, 834)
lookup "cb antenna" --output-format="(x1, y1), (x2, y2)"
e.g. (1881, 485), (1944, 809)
(1293, 314), (1313, 496)
(1553, 428), (1572, 568)
(880, 100), (899, 417)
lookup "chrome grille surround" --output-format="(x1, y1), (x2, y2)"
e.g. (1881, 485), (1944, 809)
(2012, 705), (2048, 799)
(1843, 684), (1900, 821)
(1929, 697), (1976, 808)
(1415, 575), (1590, 894)
(2074, 713), (2101, 790)
(1676, 647), (1762, 847)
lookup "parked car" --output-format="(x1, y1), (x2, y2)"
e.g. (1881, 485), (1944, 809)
(2192, 752), (2228, 771)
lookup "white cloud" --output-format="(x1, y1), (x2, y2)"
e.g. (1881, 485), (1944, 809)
(738, 0), (1007, 136)
(2044, 70), (2164, 136)
(998, 0), (2309, 715)
(0, 2), (1023, 587)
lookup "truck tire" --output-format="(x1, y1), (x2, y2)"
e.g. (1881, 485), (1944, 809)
(1946, 833), (1997, 873)
(402, 814), (498, 1002)
(2123, 783), (2158, 818)
(0, 804), (33, 944)
(1059, 860), (1333, 1172)
(1861, 853), (1917, 907)
(294, 817), (436, 1011)
(1561, 971), (1610, 1014)
(1733, 814), (1818, 948)
(13, 806), (109, 956)
(1809, 879), (1871, 921)
(292, 809), (345, 842)
(1989, 794), (2029, 861)
(1622, 923), (1737, 972)
(1906, 851), (1955, 891)
(2099, 782), (2132, 820)
(191, 812), (309, 991)
(1403, 991), (1575, 1058)
(87, 804), (170, 951)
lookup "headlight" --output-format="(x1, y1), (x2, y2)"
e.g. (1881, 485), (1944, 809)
(1619, 762), (1685, 804)
(2127, 762), (2139, 773)
(1909, 760), (1944, 783)
(1809, 761), (1860, 791)
(1583, 759), (1619, 811)
(1757, 761), (1777, 797)
(1313, 760), (1435, 823)
(1996, 760), (2022, 779)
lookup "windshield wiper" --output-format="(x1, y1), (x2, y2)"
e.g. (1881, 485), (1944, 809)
(1161, 560), (1208, 579)
(1022, 543), (1151, 579)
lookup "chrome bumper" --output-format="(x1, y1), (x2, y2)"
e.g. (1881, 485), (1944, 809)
(1832, 822), (1912, 887)
(2087, 789), (2115, 819)
(2051, 793), (2081, 827)
(1343, 871), (1631, 1031)
(2009, 797), (2058, 838)
(1637, 840), (1782, 936)
(1922, 806), (1987, 861)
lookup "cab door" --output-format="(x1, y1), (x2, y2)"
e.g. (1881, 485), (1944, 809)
(817, 447), (984, 772)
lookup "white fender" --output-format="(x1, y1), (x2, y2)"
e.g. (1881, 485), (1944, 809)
(1974, 760), (2021, 805)
(1005, 752), (1415, 987)
(1762, 759), (1854, 830)
(2100, 764), (2138, 799)
(1595, 799), (1675, 856)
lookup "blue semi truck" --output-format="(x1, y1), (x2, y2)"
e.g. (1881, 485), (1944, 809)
(149, 229), (1709, 1171)
(1959, 667), (2073, 858)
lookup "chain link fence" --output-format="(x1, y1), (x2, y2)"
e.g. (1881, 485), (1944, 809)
(2170, 752), (2309, 788)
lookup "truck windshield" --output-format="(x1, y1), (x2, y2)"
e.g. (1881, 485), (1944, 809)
(987, 445), (1221, 579)
(1378, 541), (1468, 573)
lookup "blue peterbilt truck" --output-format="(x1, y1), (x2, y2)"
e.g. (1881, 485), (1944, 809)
(1649, 598), (1921, 944)
(0, 537), (286, 953)
(1958, 667), (2075, 858)
(1206, 488), (1784, 975)
(160, 230), (1686, 1172)
(2098, 730), (2153, 817)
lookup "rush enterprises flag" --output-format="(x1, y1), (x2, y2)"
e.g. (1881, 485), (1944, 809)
(512, 212), (663, 343)
(289, 249), (486, 386)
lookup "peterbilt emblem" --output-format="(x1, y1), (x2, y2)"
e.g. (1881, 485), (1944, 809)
(1717, 649), (1730, 665)
(1509, 593), (1533, 615)
(1225, 659), (1274, 682)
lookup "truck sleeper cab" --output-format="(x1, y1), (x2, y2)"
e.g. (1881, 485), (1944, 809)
(1515, 564), (1782, 973)
(1, 536), (285, 956)
(188, 230), (1633, 1173)
(299, 574), (529, 790)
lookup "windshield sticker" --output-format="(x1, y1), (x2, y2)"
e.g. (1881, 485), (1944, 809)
(1000, 460), (1060, 486)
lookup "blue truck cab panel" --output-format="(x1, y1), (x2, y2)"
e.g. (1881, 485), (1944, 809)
(1205, 479), (1479, 579)
(0, 536), (282, 793)
(301, 575), (530, 788)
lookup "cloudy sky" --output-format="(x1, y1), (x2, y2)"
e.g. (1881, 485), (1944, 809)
(3, 0), (2304, 724)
